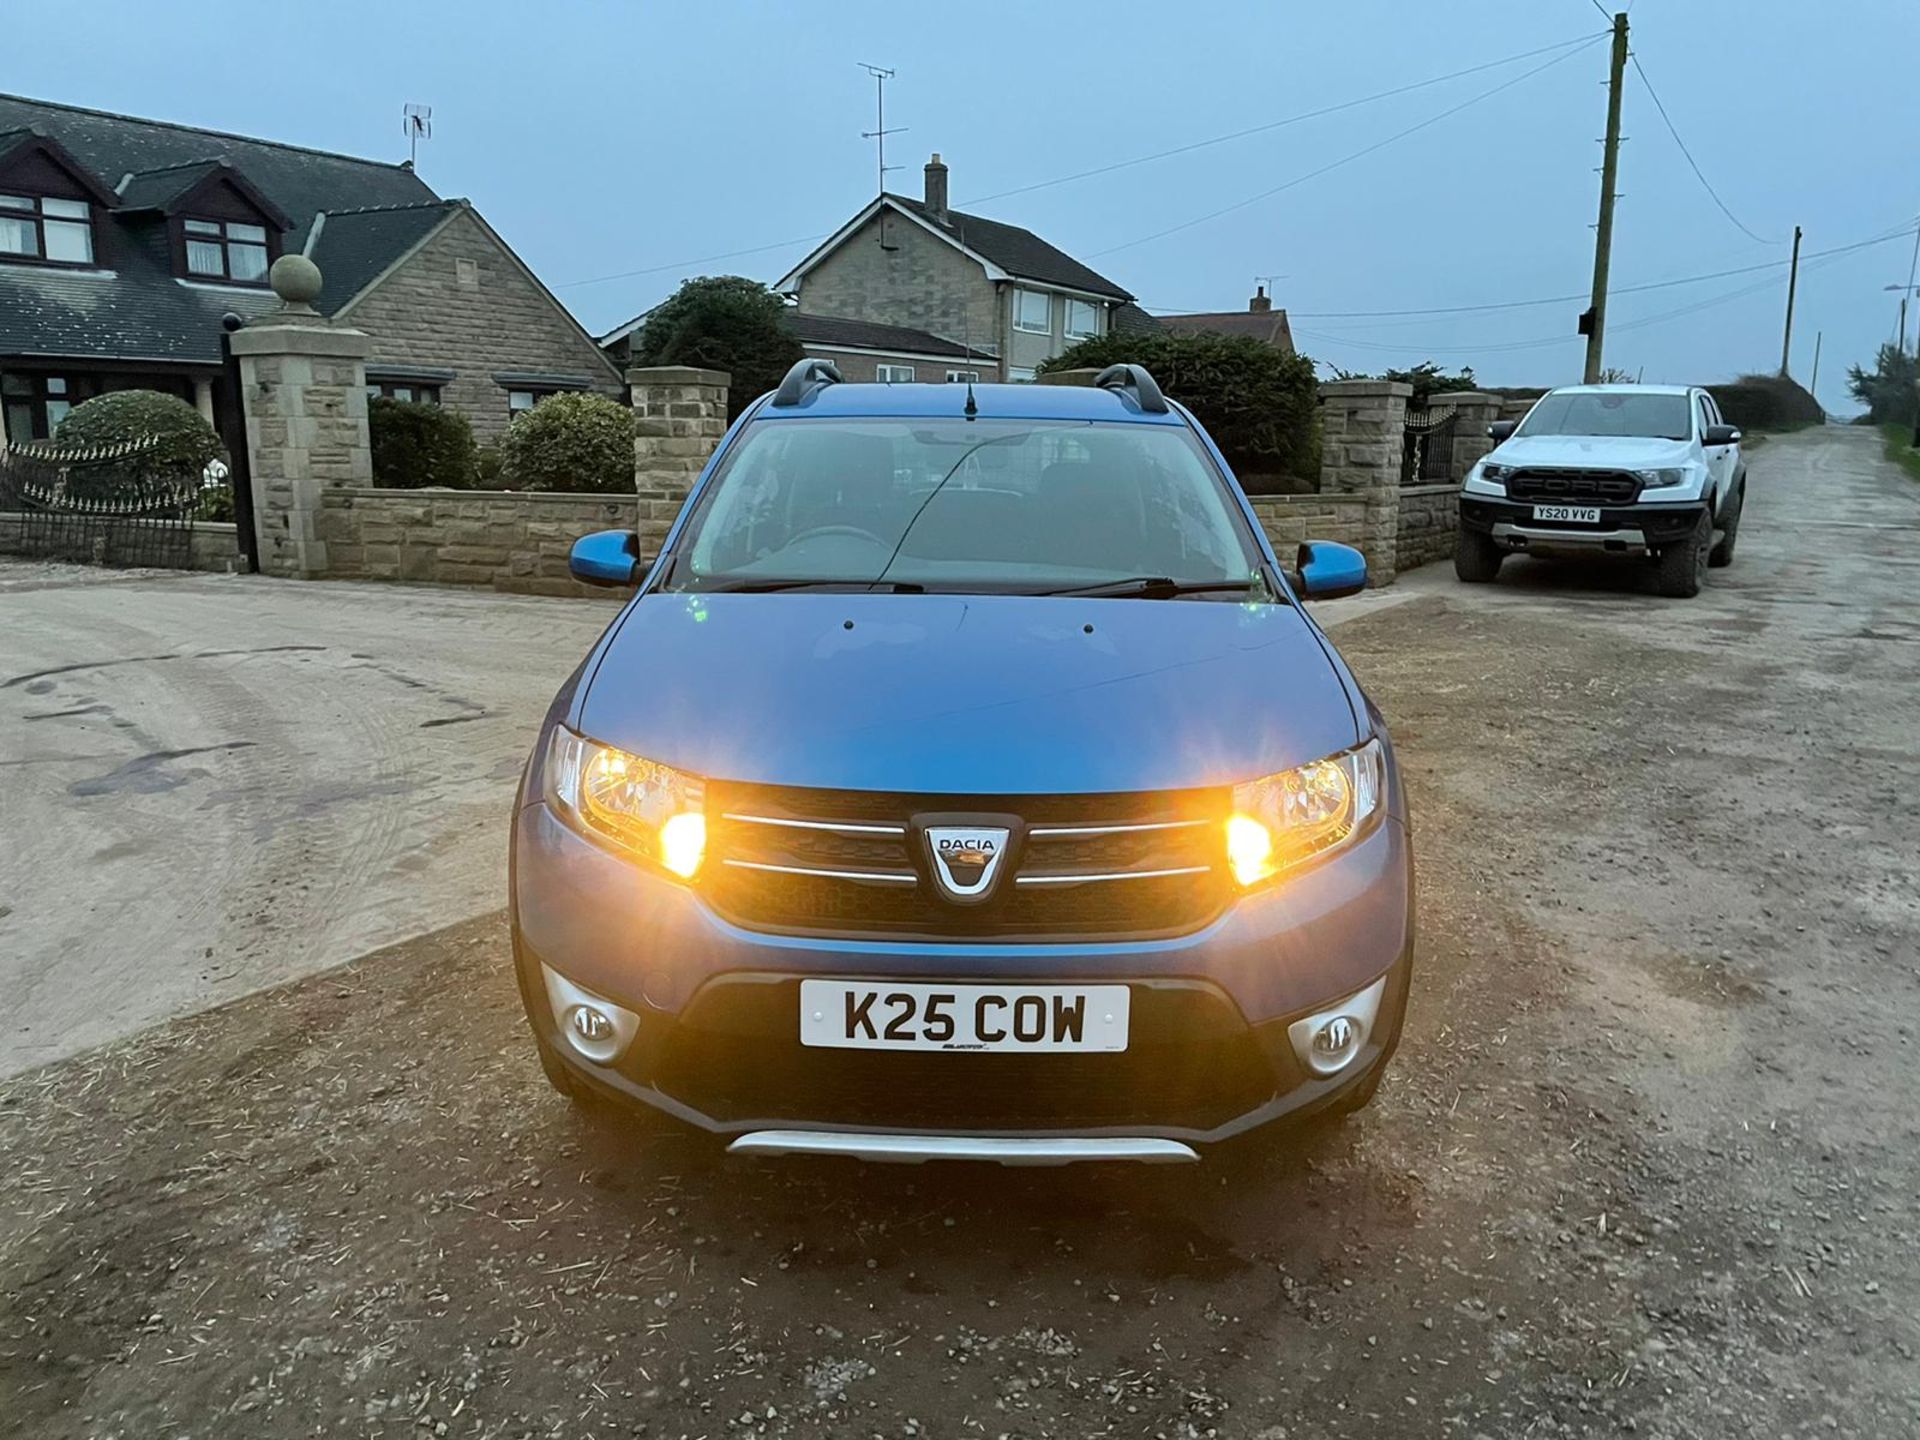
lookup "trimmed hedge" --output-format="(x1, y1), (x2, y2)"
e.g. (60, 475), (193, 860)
(1038, 330), (1320, 490)
(501, 391), (635, 494)
(55, 389), (224, 476)
(1709, 373), (1823, 432)
(369, 398), (478, 489)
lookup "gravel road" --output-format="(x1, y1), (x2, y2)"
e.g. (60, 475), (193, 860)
(1, 426), (1915, 1438)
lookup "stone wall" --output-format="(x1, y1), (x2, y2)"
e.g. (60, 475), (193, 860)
(337, 206), (623, 444)
(793, 210), (1002, 377)
(1249, 494), (1371, 557)
(1394, 483), (1459, 572)
(1317, 379), (1412, 586)
(315, 489), (641, 597)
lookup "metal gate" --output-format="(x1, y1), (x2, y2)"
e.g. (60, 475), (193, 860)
(1401, 407), (1459, 485)
(0, 435), (218, 569)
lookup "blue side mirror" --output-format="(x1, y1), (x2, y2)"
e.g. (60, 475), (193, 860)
(569, 529), (642, 587)
(1293, 541), (1367, 600)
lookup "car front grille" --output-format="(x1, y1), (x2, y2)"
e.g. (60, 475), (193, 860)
(702, 780), (1232, 942)
(1505, 468), (1644, 505)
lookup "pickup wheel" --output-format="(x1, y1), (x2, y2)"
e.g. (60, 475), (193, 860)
(1708, 483), (1743, 568)
(1653, 510), (1711, 598)
(1454, 528), (1504, 583)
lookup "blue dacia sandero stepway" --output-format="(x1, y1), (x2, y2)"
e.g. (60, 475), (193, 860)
(510, 361), (1413, 1165)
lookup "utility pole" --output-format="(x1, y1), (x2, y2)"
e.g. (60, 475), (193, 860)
(1809, 330), (1822, 402)
(1779, 224), (1802, 377)
(858, 64), (904, 195)
(1582, 11), (1630, 384)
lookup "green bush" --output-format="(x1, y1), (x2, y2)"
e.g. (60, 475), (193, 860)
(55, 389), (224, 477)
(633, 275), (804, 420)
(1846, 346), (1916, 428)
(368, 397), (478, 489)
(1710, 373), (1824, 432)
(1341, 361), (1483, 409)
(501, 391), (635, 493)
(474, 440), (507, 490)
(1038, 331), (1320, 490)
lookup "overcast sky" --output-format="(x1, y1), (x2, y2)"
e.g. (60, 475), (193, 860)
(10, 0), (1916, 409)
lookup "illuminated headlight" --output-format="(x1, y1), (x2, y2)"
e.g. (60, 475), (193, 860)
(544, 726), (707, 880)
(1226, 738), (1386, 888)
(1635, 467), (1691, 489)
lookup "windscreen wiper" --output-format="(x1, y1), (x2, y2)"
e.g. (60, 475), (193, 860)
(693, 578), (926, 594)
(1034, 576), (1266, 600)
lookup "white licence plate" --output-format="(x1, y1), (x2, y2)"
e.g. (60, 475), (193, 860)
(800, 980), (1131, 1053)
(1532, 504), (1602, 523)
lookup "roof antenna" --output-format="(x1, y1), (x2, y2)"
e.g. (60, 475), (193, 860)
(402, 103), (432, 167)
(959, 217), (979, 418)
(858, 65), (904, 194)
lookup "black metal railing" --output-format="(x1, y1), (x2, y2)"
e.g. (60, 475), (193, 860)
(0, 435), (226, 569)
(1400, 407), (1459, 485)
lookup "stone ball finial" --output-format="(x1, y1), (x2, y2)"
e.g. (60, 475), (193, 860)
(269, 253), (323, 308)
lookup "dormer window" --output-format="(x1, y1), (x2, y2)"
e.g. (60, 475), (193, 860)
(183, 218), (270, 283)
(0, 194), (94, 265)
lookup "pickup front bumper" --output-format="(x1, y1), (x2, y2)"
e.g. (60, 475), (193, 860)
(1459, 495), (1707, 557)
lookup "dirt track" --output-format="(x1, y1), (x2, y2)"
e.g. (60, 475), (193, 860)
(2, 427), (1916, 1438)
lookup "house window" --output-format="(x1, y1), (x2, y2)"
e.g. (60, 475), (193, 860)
(0, 194), (94, 265)
(945, 369), (980, 383)
(1012, 288), (1052, 334)
(182, 219), (271, 283)
(1065, 298), (1100, 340)
(508, 389), (541, 419)
(1007, 366), (1037, 383)
(875, 364), (916, 383)
(367, 382), (441, 405)
(2, 372), (101, 441)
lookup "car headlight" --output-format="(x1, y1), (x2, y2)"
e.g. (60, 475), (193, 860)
(544, 726), (706, 880)
(1226, 738), (1386, 888)
(1635, 467), (1690, 489)
(1479, 462), (1514, 483)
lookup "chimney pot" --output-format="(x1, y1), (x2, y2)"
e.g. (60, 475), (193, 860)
(1250, 285), (1272, 314)
(924, 153), (949, 222)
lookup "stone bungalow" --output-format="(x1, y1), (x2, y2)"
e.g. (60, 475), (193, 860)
(0, 92), (619, 451)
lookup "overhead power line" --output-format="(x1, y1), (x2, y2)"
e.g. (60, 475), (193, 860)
(1630, 51), (1775, 244)
(1085, 37), (1607, 259)
(556, 30), (1607, 293)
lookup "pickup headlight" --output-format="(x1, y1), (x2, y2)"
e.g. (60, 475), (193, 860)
(1479, 462), (1514, 483)
(544, 726), (706, 879)
(1635, 467), (1691, 489)
(1226, 738), (1386, 888)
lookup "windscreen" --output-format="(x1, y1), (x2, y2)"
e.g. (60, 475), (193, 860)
(671, 418), (1261, 592)
(1518, 391), (1692, 441)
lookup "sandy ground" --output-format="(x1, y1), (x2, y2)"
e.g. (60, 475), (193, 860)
(1, 427), (1916, 1438)
(0, 570), (616, 1077)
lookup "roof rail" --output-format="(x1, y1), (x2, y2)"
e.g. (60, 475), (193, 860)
(1091, 363), (1169, 414)
(771, 358), (844, 407)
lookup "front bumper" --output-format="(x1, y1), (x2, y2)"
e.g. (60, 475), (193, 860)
(510, 801), (1414, 1146)
(1460, 495), (1706, 557)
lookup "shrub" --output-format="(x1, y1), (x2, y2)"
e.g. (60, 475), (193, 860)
(1845, 346), (1916, 428)
(55, 389), (224, 477)
(633, 275), (804, 419)
(1038, 331), (1320, 488)
(501, 391), (635, 493)
(1711, 373), (1824, 432)
(474, 440), (507, 490)
(1340, 361), (1483, 409)
(368, 397), (478, 489)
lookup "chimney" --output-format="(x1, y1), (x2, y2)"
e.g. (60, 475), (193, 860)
(1250, 285), (1272, 314)
(924, 153), (949, 222)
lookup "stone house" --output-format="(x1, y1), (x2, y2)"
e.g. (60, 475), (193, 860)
(771, 154), (1136, 381)
(1153, 286), (1295, 352)
(598, 307), (999, 387)
(0, 92), (619, 451)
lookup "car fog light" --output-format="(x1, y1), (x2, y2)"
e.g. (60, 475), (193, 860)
(541, 963), (640, 1066)
(1288, 975), (1389, 1077)
(570, 1006), (615, 1044)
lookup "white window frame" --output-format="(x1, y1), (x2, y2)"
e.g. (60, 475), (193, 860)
(945, 369), (980, 383)
(1007, 366), (1037, 383)
(875, 363), (916, 383)
(1012, 288), (1052, 334)
(1064, 298), (1100, 340)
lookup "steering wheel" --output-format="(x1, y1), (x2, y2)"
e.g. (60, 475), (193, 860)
(786, 523), (888, 547)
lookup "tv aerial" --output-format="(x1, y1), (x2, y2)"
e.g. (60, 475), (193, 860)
(403, 103), (433, 166)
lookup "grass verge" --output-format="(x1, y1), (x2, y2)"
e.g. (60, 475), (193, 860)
(1880, 423), (1920, 481)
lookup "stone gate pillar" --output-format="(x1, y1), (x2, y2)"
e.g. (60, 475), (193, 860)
(1433, 390), (1500, 482)
(628, 366), (729, 553)
(1316, 379), (1412, 586)
(229, 255), (372, 578)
